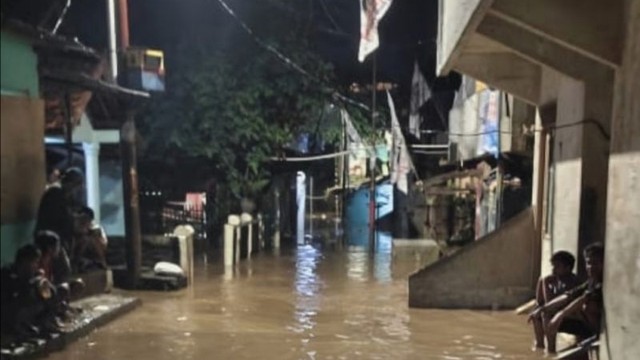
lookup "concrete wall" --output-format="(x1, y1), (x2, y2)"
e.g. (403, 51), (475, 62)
(491, 0), (623, 66)
(601, 1), (640, 359)
(0, 30), (44, 266)
(436, 0), (492, 75)
(408, 208), (535, 309)
(0, 32), (39, 96)
(438, 0), (477, 71)
(550, 77), (585, 257)
(391, 239), (440, 280)
(0, 96), (45, 265)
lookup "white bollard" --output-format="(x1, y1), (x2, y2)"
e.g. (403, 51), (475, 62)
(274, 229), (281, 249)
(247, 225), (253, 259)
(241, 213), (253, 259)
(174, 225), (195, 284)
(296, 172), (306, 245)
(228, 215), (241, 226)
(224, 224), (235, 266)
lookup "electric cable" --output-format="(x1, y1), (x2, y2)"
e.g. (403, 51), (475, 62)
(214, 0), (371, 112)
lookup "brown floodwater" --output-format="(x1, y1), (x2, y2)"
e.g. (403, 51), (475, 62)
(49, 243), (546, 360)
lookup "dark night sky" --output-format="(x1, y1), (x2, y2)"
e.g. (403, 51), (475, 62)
(2, 0), (459, 131)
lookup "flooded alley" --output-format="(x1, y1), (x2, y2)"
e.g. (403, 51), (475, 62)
(49, 243), (544, 360)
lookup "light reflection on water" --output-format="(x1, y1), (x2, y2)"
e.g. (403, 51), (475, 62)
(48, 238), (544, 360)
(292, 245), (322, 336)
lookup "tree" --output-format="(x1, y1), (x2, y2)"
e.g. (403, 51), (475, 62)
(139, 35), (340, 196)
(137, 0), (381, 225)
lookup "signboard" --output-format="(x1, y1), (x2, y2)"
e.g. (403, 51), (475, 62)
(123, 47), (165, 92)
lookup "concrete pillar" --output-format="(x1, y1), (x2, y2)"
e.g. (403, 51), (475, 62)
(83, 142), (101, 222)
(550, 77), (585, 258)
(530, 112), (545, 284)
(601, 2), (640, 358)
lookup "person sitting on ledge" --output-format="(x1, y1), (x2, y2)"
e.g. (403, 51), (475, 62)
(35, 231), (85, 322)
(1, 244), (59, 340)
(35, 167), (86, 285)
(529, 243), (604, 355)
(73, 206), (108, 272)
(529, 250), (580, 350)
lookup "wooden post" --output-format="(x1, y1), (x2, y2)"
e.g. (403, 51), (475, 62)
(117, 0), (142, 289)
(121, 114), (142, 288)
(369, 53), (377, 252)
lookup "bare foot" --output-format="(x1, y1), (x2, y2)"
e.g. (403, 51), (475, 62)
(531, 341), (545, 351)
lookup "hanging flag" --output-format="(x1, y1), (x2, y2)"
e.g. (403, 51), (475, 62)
(341, 109), (375, 182)
(408, 61), (431, 139)
(476, 89), (501, 156)
(387, 91), (414, 194)
(358, 0), (394, 62)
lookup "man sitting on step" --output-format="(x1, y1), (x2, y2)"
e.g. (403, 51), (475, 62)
(529, 243), (604, 355)
(528, 250), (580, 350)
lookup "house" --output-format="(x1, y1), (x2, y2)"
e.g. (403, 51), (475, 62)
(410, 2), (639, 359)
(0, 20), (147, 267)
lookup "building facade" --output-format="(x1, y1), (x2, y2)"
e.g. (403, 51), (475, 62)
(433, 1), (639, 358)
(0, 29), (46, 265)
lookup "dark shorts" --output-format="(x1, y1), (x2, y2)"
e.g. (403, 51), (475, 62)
(52, 247), (72, 283)
(559, 318), (595, 339)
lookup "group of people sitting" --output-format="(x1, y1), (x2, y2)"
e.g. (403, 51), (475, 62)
(1, 167), (109, 341)
(528, 242), (604, 356)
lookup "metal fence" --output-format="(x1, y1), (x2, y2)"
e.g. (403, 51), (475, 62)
(140, 194), (207, 242)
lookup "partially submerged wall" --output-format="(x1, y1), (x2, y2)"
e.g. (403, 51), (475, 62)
(409, 208), (535, 309)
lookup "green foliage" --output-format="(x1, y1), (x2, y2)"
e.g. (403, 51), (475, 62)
(138, 36), (341, 199)
(137, 0), (383, 211)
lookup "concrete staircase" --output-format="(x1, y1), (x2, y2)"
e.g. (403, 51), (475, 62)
(409, 207), (536, 309)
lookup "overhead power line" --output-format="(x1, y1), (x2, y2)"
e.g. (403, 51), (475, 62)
(214, 0), (371, 112)
(425, 118), (610, 140)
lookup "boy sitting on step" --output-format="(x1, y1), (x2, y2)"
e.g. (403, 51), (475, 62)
(529, 243), (604, 355)
(529, 250), (580, 350)
(1, 244), (59, 341)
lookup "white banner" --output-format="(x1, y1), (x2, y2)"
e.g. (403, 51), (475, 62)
(341, 109), (375, 182)
(409, 61), (431, 139)
(387, 91), (414, 194)
(358, 0), (394, 62)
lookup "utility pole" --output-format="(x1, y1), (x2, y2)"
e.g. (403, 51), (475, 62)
(368, 53), (377, 252)
(115, 0), (142, 289)
(106, 0), (118, 81)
